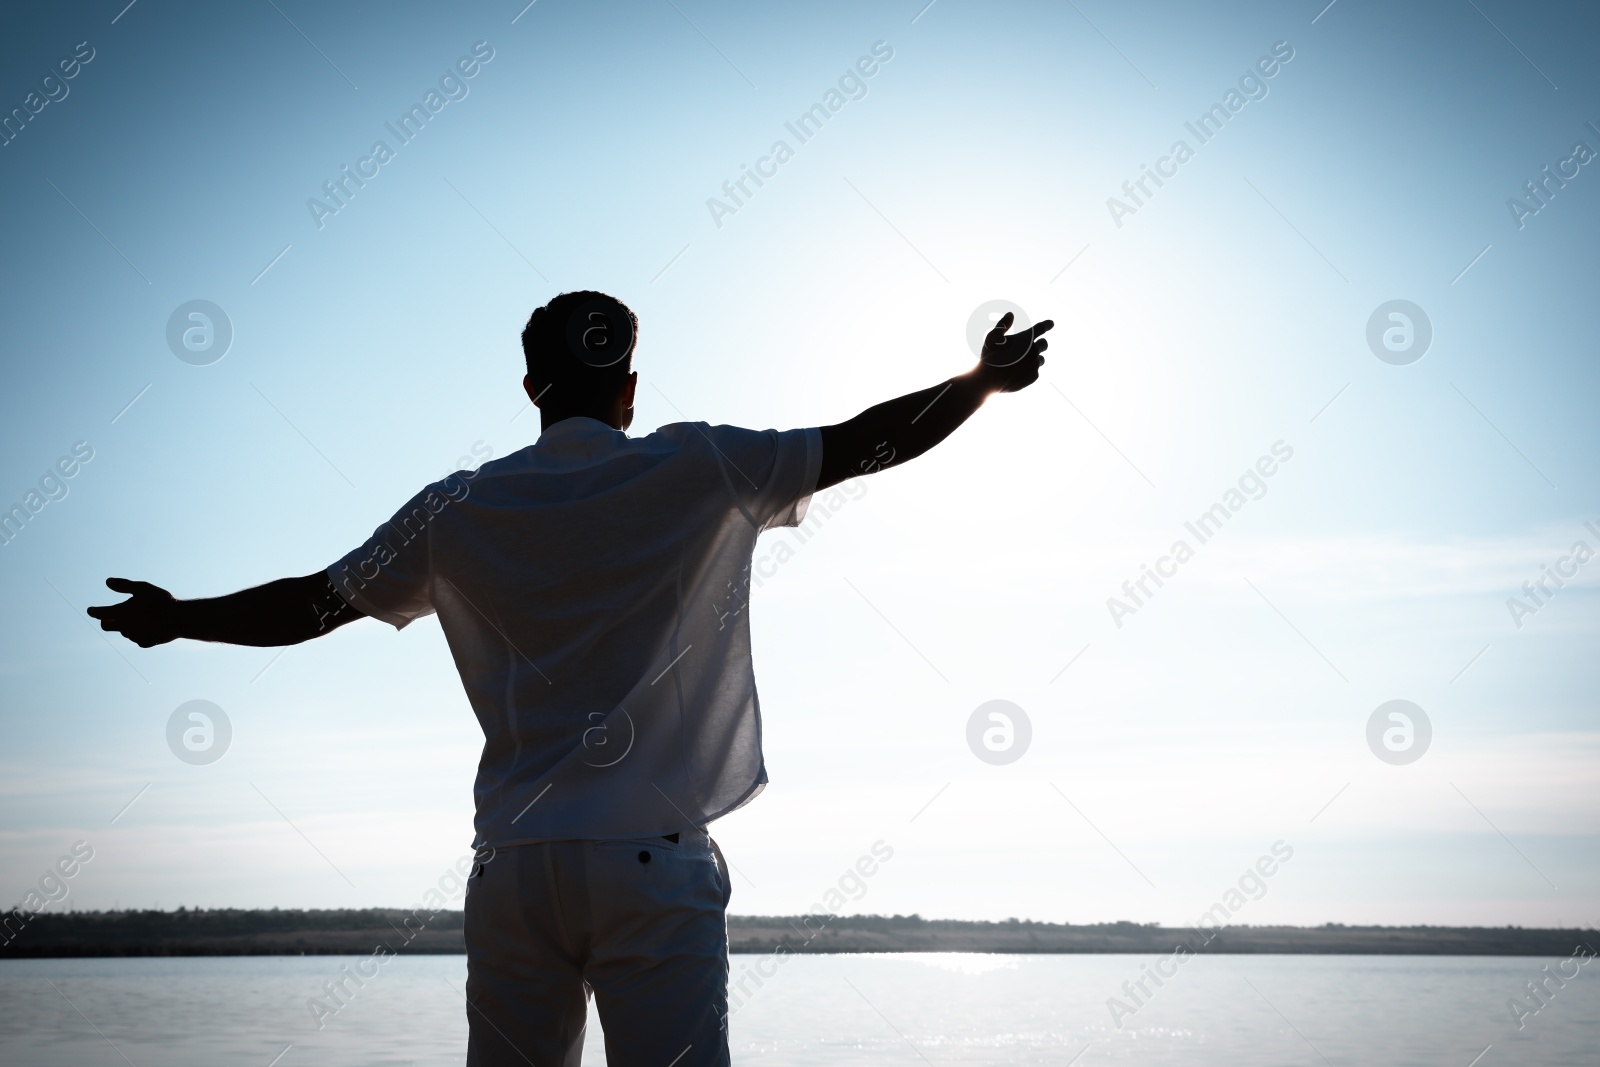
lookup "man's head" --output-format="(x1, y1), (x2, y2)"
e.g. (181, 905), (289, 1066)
(521, 291), (639, 431)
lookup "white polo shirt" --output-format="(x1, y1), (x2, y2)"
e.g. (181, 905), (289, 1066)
(328, 418), (821, 848)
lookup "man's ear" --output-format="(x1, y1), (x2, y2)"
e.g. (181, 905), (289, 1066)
(620, 371), (638, 432)
(524, 374), (548, 406)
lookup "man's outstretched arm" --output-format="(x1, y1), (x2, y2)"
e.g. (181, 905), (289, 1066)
(87, 573), (365, 648)
(815, 311), (1053, 490)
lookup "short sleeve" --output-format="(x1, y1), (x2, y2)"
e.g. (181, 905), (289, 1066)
(326, 483), (452, 629)
(703, 425), (822, 531)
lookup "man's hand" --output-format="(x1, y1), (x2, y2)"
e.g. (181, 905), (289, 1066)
(974, 311), (1053, 394)
(87, 578), (180, 648)
(86, 572), (365, 647)
(813, 309), (1056, 490)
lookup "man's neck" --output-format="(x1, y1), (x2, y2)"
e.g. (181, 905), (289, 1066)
(539, 410), (623, 433)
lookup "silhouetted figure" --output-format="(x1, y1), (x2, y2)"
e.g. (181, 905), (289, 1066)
(89, 291), (1051, 1067)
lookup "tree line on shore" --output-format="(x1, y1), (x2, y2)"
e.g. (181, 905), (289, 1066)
(2, 908), (1591, 958)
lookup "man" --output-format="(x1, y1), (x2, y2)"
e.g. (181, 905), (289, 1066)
(89, 291), (1051, 1066)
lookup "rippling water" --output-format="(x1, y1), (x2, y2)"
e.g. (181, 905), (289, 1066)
(2, 952), (1594, 1065)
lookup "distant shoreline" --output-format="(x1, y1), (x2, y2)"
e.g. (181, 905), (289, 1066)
(3, 909), (1595, 958)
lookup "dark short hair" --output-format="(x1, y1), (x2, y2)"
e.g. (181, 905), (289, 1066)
(521, 291), (637, 407)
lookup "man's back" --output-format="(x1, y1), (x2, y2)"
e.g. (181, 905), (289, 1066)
(329, 418), (821, 848)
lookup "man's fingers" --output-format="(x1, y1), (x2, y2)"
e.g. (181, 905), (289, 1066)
(986, 315), (1053, 341)
(985, 312), (1015, 342)
(981, 312), (1055, 383)
(86, 606), (123, 630)
(1009, 319), (1054, 346)
(106, 577), (165, 598)
(991, 316), (1055, 352)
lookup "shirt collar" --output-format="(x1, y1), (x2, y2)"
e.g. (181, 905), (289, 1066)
(536, 416), (623, 444)
(533, 418), (628, 466)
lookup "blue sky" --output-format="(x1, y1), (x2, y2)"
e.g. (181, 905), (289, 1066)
(1, 0), (1596, 928)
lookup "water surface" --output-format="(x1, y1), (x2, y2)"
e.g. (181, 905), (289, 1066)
(2, 953), (1593, 1065)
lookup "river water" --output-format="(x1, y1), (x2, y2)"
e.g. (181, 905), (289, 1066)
(2, 952), (1594, 1065)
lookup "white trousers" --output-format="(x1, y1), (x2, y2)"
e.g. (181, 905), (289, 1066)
(463, 829), (731, 1067)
